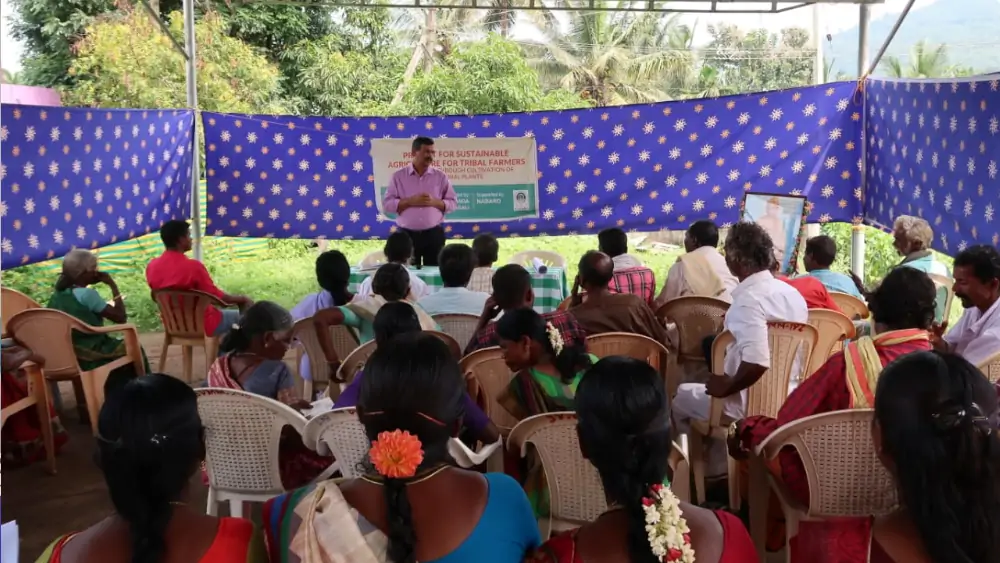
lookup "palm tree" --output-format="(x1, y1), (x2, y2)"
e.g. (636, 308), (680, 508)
(523, 4), (696, 106)
(881, 40), (953, 78)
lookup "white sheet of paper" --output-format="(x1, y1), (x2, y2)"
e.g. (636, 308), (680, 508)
(303, 397), (334, 419)
(448, 438), (502, 469)
(2, 520), (19, 563)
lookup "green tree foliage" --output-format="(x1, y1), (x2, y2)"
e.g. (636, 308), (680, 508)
(526, 7), (695, 105)
(62, 9), (286, 114)
(280, 35), (406, 116)
(696, 24), (816, 96)
(821, 223), (900, 282)
(880, 40), (979, 79)
(8, 0), (115, 87)
(401, 35), (587, 115)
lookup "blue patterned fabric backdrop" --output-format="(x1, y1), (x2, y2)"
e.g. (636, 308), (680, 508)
(865, 77), (1000, 253)
(203, 81), (864, 240)
(0, 106), (194, 268)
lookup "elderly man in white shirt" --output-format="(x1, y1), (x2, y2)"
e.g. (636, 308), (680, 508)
(656, 220), (739, 307)
(673, 222), (808, 477)
(934, 245), (1000, 367)
(418, 243), (489, 316)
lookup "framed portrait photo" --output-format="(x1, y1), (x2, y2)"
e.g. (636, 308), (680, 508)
(740, 192), (808, 274)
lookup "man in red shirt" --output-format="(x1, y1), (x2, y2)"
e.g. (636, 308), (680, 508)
(146, 220), (253, 336)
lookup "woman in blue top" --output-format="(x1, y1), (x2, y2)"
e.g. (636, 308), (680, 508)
(263, 332), (540, 563)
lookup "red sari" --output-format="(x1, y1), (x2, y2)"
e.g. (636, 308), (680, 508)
(1, 370), (68, 466)
(735, 329), (930, 558)
(206, 357), (332, 489)
(527, 510), (759, 563)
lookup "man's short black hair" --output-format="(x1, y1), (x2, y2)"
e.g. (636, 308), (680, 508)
(472, 234), (499, 267)
(160, 220), (190, 248)
(597, 228), (628, 258)
(953, 245), (1000, 284)
(384, 231), (414, 263)
(438, 244), (476, 287)
(805, 235), (837, 268)
(687, 220), (720, 248)
(412, 136), (434, 153)
(492, 264), (532, 309)
(869, 267), (937, 330)
(578, 250), (614, 288)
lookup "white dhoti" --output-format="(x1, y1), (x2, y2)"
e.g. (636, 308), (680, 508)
(673, 382), (744, 478)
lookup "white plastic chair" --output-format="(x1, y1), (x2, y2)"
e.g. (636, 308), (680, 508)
(303, 407), (370, 479)
(927, 273), (955, 325)
(291, 318), (359, 400)
(360, 251), (388, 269)
(510, 250), (567, 270)
(195, 388), (316, 517)
(979, 352), (1000, 383)
(433, 313), (483, 351)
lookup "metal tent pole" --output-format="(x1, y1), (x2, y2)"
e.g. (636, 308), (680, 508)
(851, 3), (870, 281)
(866, 0), (918, 77)
(183, 0), (203, 261)
(804, 3), (824, 245)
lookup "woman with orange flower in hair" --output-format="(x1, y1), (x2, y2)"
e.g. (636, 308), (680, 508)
(262, 332), (540, 563)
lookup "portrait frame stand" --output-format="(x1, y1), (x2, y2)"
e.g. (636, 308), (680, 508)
(740, 192), (809, 275)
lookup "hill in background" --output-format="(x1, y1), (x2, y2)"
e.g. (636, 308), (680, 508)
(828, 0), (1000, 76)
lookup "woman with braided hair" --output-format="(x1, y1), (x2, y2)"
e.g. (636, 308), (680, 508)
(36, 374), (265, 563)
(527, 357), (757, 563)
(262, 332), (540, 563)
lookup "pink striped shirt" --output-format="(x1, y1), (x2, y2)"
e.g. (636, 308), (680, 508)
(383, 164), (457, 231)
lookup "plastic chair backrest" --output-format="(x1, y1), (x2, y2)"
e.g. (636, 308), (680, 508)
(195, 388), (306, 494)
(292, 318), (359, 384)
(805, 309), (856, 378)
(427, 330), (462, 358)
(979, 352), (1000, 383)
(460, 347), (518, 433)
(303, 407), (370, 478)
(7, 308), (85, 378)
(927, 273), (954, 324)
(1, 287), (40, 338)
(510, 250), (566, 269)
(762, 409), (897, 517)
(336, 341), (377, 385)
(360, 251), (387, 269)
(829, 292), (869, 321)
(586, 332), (669, 374)
(430, 315), (479, 352)
(657, 296), (730, 362)
(510, 413), (607, 525)
(152, 289), (227, 339)
(749, 322), (818, 419)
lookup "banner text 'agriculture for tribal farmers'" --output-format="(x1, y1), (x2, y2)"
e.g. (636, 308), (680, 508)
(371, 137), (539, 222)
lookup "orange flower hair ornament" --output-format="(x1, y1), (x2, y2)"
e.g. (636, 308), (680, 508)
(369, 430), (425, 478)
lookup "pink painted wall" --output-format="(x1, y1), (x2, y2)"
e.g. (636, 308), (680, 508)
(0, 85), (62, 106)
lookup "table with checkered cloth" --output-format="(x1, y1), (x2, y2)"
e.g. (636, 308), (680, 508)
(348, 266), (568, 313)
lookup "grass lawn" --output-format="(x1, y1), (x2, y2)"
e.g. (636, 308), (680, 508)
(3, 235), (683, 333)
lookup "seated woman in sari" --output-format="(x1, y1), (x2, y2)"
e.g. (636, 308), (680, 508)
(290, 250), (354, 381)
(262, 333), (540, 563)
(495, 308), (596, 421)
(728, 266), (937, 552)
(529, 357), (758, 563)
(36, 373), (265, 563)
(1, 344), (68, 467)
(47, 249), (149, 390)
(312, 263), (437, 375)
(206, 301), (332, 489)
(864, 351), (1000, 563)
(333, 301), (500, 445)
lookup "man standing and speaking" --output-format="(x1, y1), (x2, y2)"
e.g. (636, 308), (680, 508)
(382, 136), (457, 267)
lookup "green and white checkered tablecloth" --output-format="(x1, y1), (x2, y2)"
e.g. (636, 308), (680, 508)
(348, 266), (569, 313)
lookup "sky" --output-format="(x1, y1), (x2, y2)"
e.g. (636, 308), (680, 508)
(0, 0), (940, 73)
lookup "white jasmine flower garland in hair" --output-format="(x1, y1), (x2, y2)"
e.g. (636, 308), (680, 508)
(545, 322), (564, 355)
(642, 483), (695, 563)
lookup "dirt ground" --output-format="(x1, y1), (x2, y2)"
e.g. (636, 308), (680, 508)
(2, 332), (282, 561)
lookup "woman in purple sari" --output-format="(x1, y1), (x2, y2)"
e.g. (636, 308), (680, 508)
(290, 250), (354, 380)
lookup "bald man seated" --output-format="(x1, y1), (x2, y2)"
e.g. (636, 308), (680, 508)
(567, 251), (668, 344)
